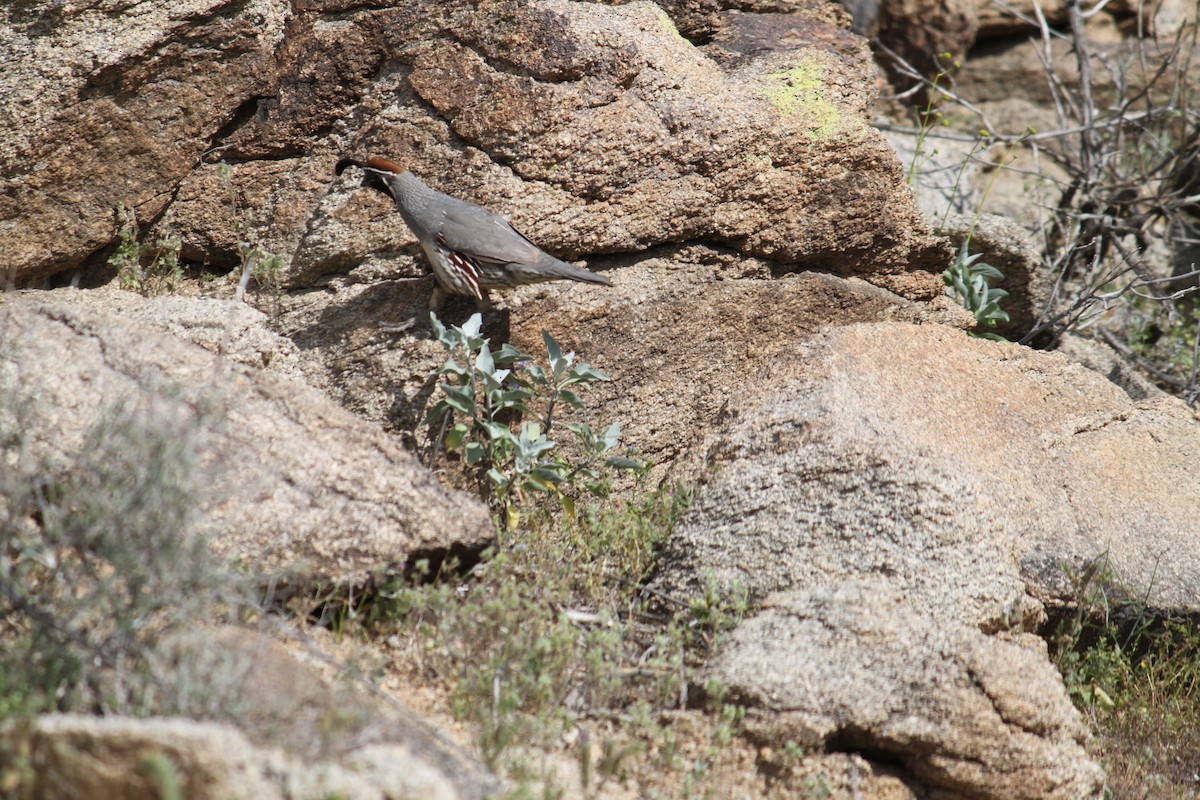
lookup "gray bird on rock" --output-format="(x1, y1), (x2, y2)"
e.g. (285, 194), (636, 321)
(336, 156), (610, 310)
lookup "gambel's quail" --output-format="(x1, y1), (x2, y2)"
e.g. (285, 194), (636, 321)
(336, 156), (610, 309)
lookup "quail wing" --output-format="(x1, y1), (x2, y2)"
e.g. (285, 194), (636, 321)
(436, 194), (548, 268)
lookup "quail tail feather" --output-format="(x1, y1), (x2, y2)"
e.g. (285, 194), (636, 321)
(506, 254), (610, 287)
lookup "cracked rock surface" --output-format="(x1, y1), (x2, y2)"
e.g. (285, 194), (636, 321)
(709, 582), (1105, 800)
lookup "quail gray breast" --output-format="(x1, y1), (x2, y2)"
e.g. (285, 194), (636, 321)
(335, 156), (610, 309)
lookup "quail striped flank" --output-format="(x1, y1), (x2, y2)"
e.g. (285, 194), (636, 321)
(335, 156), (610, 310)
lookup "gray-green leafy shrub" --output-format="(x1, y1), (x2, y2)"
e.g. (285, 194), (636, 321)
(0, 391), (253, 719)
(427, 313), (638, 521)
(944, 242), (1010, 338)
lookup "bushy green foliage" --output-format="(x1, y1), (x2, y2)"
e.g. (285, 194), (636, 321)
(428, 313), (638, 522)
(0, 391), (253, 720)
(944, 241), (1010, 338)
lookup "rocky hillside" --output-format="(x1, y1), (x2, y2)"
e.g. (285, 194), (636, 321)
(3, 0), (1199, 797)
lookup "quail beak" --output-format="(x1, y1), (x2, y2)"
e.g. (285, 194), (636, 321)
(334, 157), (366, 176)
(335, 157), (395, 200)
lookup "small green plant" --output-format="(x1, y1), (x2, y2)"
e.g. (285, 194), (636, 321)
(245, 245), (286, 298)
(802, 774), (833, 799)
(141, 752), (183, 800)
(943, 241), (1010, 338)
(688, 571), (749, 653)
(216, 162), (287, 304)
(906, 52), (959, 187)
(109, 203), (183, 296)
(710, 699), (745, 747)
(427, 313), (639, 523)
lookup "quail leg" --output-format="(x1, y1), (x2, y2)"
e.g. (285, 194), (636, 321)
(429, 285), (447, 312)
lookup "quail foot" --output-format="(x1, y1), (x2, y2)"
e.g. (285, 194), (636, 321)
(336, 156), (610, 311)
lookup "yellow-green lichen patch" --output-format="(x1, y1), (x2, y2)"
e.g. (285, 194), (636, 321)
(761, 61), (841, 137)
(657, 10), (688, 43)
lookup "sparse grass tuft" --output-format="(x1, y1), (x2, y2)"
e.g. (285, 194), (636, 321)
(217, 161), (287, 307)
(330, 475), (746, 793)
(109, 202), (183, 296)
(376, 482), (687, 755)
